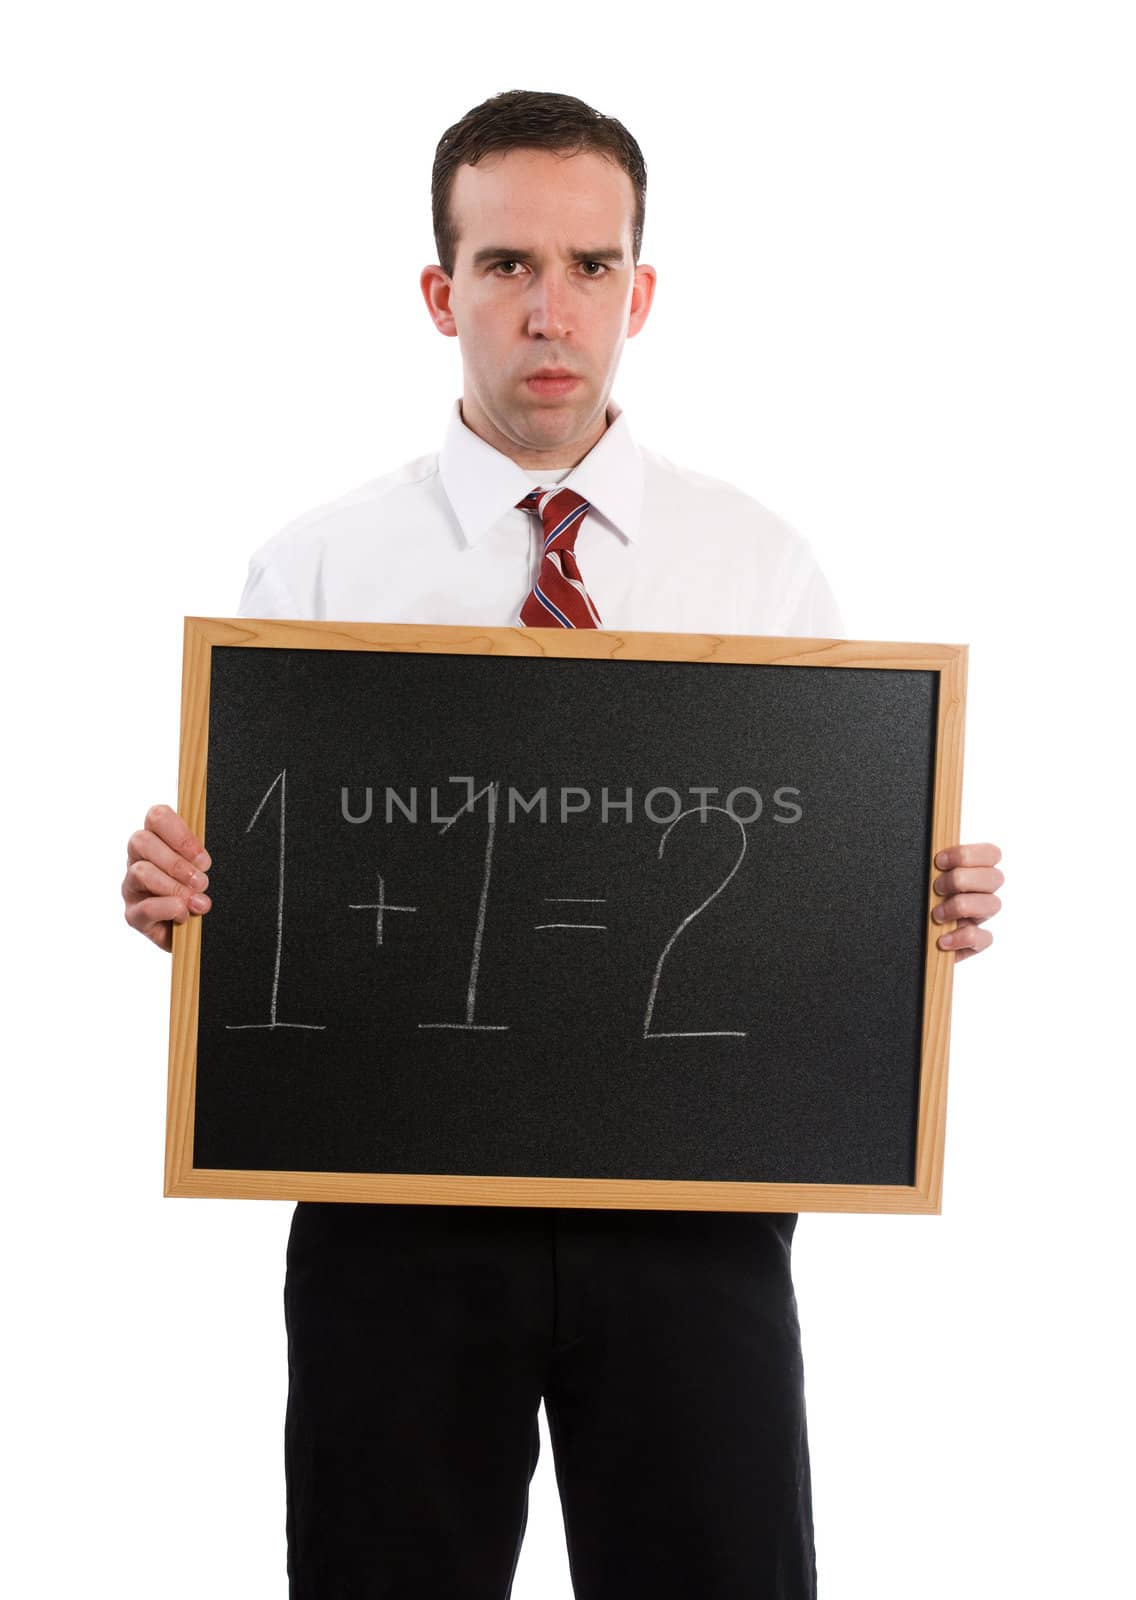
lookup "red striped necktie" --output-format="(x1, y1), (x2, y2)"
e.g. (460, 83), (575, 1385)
(515, 485), (602, 628)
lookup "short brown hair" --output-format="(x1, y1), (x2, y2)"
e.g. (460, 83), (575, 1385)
(431, 89), (647, 277)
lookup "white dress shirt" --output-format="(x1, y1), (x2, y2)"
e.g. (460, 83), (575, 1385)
(238, 398), (844, 637)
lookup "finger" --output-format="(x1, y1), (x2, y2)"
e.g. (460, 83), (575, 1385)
(937, 919), (994, 955)
(127, 823), (210, 895)
(934, 842), (1002, 871)
(124, 892), (210, 938)
(140, 804), (211, 871)
(122, 856), (208, 905)
(932, 892), (1002, 923)
(932, 865), (1005, 895)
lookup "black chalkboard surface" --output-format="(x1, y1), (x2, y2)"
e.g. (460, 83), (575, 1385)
(166, 619), (966, 1213)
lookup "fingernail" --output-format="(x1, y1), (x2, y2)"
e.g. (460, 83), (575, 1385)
(940, 933), (953, 947)
(935, 851), (948, 868)
(189, 870), (207, 889)
(190, 894), (209, 911)
(195, 851), (211, 869)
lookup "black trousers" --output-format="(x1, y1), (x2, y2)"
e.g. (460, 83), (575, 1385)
(284, 1201), (816, 1598)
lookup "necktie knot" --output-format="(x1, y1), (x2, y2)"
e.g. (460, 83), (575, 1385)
(515, 486), (591, 556)
(514, 485), (601, 628)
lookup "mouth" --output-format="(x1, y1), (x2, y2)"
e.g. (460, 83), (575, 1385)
(525, 370), (583, 397)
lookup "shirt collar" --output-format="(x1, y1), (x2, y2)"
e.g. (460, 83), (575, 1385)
(439, 395), (645, 547)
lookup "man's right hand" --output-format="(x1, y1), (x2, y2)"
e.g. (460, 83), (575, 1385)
(122, 804), (212, 952)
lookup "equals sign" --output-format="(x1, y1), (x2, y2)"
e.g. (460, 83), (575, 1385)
(534, 897), (607, 932)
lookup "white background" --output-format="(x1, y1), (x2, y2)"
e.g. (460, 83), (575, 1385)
(4, 2), (1133, 1595)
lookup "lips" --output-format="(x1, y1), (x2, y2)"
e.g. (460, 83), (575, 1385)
(525, 370), (582, 396)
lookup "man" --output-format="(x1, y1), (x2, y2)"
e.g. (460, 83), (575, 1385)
(122, 90), (1004, 1596)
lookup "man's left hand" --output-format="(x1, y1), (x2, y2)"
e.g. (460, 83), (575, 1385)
(932, 842), (1003, 962)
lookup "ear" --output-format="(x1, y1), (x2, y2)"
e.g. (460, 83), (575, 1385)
(420, 265), (458, 338)
(626, 263), (657, 339)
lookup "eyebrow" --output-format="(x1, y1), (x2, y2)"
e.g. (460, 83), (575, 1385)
(471, 246), (626, 267)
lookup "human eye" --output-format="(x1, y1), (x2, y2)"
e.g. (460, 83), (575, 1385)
(492, 259), (524, 277)
(578, 260), (609, 278)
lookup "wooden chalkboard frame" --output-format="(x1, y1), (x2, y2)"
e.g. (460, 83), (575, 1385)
(166, 617), (967, 1214)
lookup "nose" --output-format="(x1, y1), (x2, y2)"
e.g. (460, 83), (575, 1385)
(525, 274), (571, 341)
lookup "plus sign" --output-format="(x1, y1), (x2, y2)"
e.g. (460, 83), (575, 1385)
(348, 871), (418, 948)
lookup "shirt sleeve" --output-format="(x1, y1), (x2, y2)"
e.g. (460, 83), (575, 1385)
(237, 555), (300, 620)
(794, 554), (845, 638)
(769, 526), (845, 639)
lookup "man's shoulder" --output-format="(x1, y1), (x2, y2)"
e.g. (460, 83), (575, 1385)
(247, 449), (441, 567)
(637, 441), (843, 636)
(638, 442), (803, 549)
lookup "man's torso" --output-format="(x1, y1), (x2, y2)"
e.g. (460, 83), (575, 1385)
(237, 404), (843, 638)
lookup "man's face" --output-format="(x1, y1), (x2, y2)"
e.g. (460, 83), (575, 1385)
(421, 148), (656, 467)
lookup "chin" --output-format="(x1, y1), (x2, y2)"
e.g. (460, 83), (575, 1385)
(527, 398), (594, 428)
(516, 413), (581, 442)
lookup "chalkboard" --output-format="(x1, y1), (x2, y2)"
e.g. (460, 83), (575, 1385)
(166, 618), (967, 1214)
